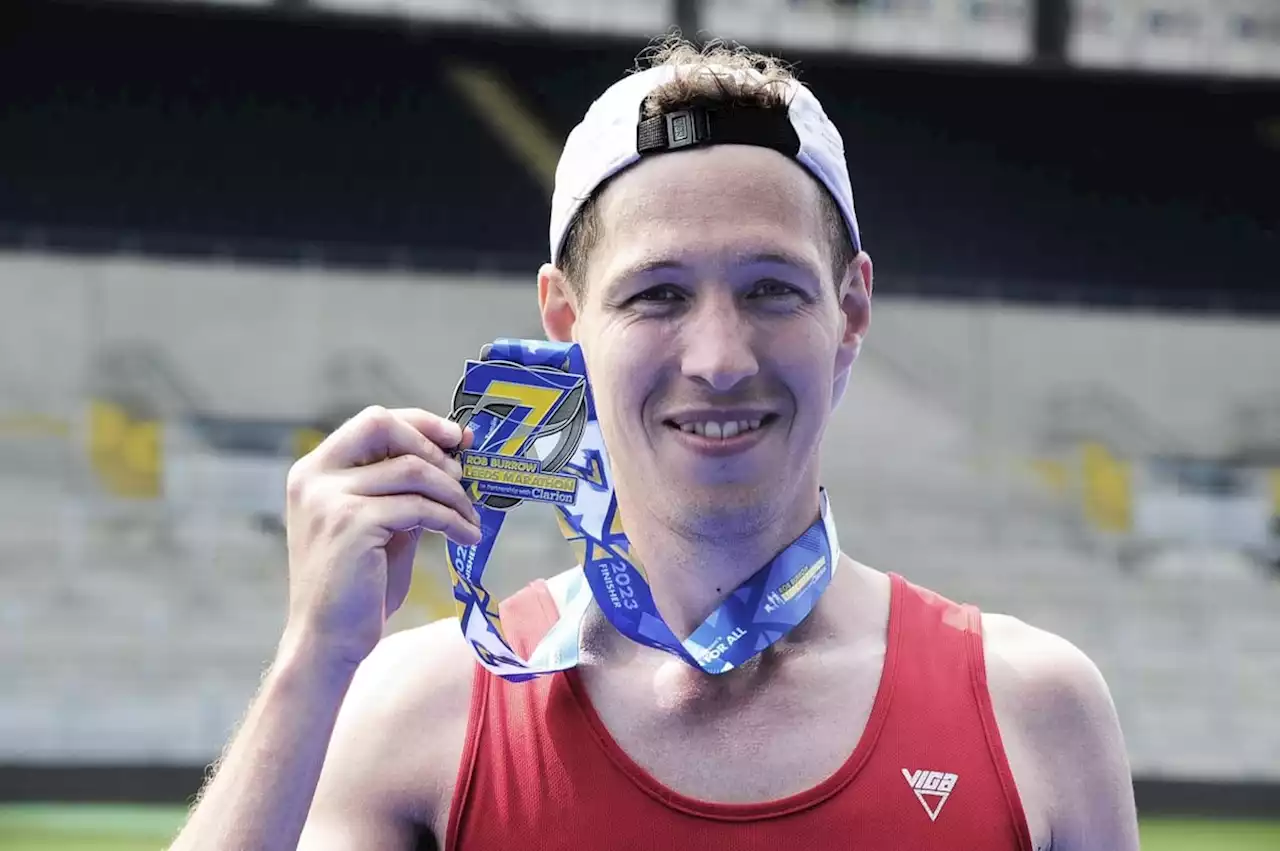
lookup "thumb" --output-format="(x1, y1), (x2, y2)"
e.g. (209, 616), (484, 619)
(384, 527), (423, 616)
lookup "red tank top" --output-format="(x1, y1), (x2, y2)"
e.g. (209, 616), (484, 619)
(445, 572), (1034, 850)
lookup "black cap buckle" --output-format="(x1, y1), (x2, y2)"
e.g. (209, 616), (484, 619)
(664, 110), (704, 150)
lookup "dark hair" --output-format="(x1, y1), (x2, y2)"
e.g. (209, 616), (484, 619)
(558, 36), (857, 297)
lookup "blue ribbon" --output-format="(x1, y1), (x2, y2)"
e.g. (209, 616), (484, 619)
(444, 339), (839, 681)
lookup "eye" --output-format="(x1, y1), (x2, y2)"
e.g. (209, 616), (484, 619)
(629, 284), (686, 305)
(750, 279), (803, 299)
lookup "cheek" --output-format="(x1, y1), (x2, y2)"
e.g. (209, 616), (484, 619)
(582, 325), (653, 427)
(775, 328), (838, 415)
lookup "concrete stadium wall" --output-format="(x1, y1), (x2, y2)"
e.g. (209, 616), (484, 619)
(4, 251), (1277, 455)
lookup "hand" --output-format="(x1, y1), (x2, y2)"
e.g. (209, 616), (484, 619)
(281, 406), (482, 668)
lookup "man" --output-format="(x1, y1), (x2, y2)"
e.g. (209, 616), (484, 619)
(168, 38), (1140, 851)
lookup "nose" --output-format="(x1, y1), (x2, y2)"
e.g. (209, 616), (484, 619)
(678, 295), (759, 392)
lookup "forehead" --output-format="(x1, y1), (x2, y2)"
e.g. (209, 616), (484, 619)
(591, 145), (829, 281)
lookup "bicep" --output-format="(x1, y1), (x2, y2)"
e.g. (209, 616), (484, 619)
(298, 795), (418, 851)
(1043, 653), (1140, 851)
(984, 614), (1140, 851)
(298, 714), (422, 851)
(298, 623), (473, 851)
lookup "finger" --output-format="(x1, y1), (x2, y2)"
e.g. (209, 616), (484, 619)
(368, 493), (482, 546)
(385, 408), (465, 451)
(315, 406), (452, 471)
(340, 454), (479, 526)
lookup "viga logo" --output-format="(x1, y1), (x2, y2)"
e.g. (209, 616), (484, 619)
(902, 768), (958, 822)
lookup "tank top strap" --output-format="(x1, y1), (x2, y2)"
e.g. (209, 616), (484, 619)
(445, 578), (561, 850)
(497, 578), (562, 656)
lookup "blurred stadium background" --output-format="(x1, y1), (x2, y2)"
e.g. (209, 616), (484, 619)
(0, 0), (1277, 848)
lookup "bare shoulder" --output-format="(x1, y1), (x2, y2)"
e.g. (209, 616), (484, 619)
(981, 612), (1123, 773)
(981, 612), (1139, 851)
(302, 617), (477, 845)
(981, 613), (1114, 718)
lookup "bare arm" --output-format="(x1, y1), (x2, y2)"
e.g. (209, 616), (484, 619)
(169, 629), (359, 851)
(1035, 638), (1140, 851)
(298, 621), (476, 851)
(166, 407), (482, 851)
(985, 614), (1140, 851)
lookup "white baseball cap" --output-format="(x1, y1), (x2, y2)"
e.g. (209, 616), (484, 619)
(549, 63), (862, 267)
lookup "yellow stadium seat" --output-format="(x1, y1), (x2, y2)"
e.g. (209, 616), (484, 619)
(1081, 442), (1132, 533)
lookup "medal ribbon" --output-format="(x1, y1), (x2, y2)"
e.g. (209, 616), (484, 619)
(444, 339), (839, 682)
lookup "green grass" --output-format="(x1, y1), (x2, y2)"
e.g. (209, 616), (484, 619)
(1138, 817), (1280, 851)
(0, 806), (186, 851)
(1, 805), (1279, 849)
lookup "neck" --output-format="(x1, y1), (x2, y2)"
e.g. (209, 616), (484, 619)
(618, 481), (825, 640)
(579, 555), (874, 709)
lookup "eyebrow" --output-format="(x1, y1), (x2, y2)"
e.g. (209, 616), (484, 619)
(615, 251), (819, 283)
(617, 259), (687, 281)
(740, 251), (820, 276)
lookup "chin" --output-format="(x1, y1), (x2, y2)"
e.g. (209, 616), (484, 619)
(656, 479), (778, 529)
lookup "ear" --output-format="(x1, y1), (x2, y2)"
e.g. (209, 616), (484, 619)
(538, 263), (579, 343)
(832, 252), (873, 407)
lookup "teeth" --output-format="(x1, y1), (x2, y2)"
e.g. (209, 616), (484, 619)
(685, 419), (767, 439)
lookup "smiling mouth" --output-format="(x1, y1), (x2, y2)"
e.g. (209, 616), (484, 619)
(663, 414), (779, 440)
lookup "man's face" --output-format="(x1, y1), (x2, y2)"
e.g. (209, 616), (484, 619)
(541, 145), (870, 533)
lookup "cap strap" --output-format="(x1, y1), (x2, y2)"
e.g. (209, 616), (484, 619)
(636, 106), (801, 157)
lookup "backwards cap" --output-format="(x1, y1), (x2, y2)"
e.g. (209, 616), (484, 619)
(549, 63), (862, 266)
